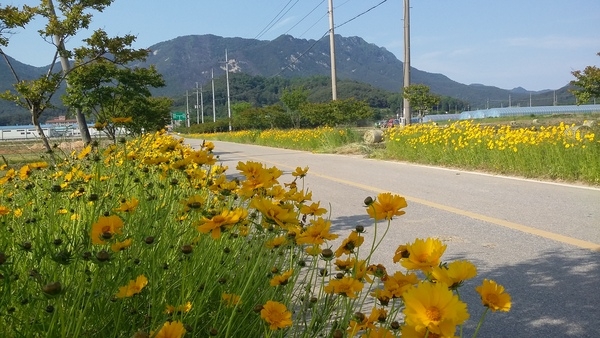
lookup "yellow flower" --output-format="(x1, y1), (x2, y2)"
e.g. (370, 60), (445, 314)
(152, 320), (186, 338)
(296, 217), (338, 245)
(251, 197), (298, 228)
(221, 293), (241, 307)
(19, 165), (31, 180)
(335, 231), (364, 257)
(401, 238), (447, 272)
(270, 269), (294, 286)
(110, 238), (133, 252)
(324, 276), (364, 298)
(77, 145), (92, 160)
(367, 192), (407, 221)
(29, 161), (49, 169)
(291, 166), (309, 178)
(260, 300), (293, 330)
(475, 279), (511, 312)
(382, 271), (419, 298)
(13, 208), (23, 218)
(265, 235), (287, 248)
(114, 197), (139, 213)
(0, 205), (10, 215)
(361, 327), (396, 338)
(299, 201), (327, 216)
(115, 275), (148, 298)
(165, 302), (192, 315)
(90, 215), (124, 245)
(110, 116), (133, 124)
(403, 282), (469, 337)
(431, 260), (477, 288)
(196, 208), (246, 239)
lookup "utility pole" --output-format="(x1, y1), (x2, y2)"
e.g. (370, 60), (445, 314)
(185, 90), (191, 128)
(195, 82), (200, 124)
(200, 85), (204, 124)
(328, 0), (338, 100)
(212, 68), (216, 122)
(225, 49), (232, 131)
(402, 0), (411, 125)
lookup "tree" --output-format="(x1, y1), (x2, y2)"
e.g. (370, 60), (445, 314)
(63, 57), (168, 140)
(570, 52), (600, 104)
(0, 1), (148, 153)
(401, 84), (440, 122)
(300, 98), (373, 127)
(281, 87), (308, 128)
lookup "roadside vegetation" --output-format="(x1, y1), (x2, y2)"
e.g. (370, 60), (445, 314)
(0, 130), (512, 337)
(188, 113), (600, 186)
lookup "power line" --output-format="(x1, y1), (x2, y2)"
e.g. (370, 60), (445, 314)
(273, 0), (390, 77)
(334, 0), (388, 30)
(255, 0), (301, 40)
(283, 0), (326, 36)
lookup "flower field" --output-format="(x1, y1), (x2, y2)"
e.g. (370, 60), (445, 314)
(192, 127), (364, 152)
(0, 131), (510, 337)
(384, 120), (600, 184)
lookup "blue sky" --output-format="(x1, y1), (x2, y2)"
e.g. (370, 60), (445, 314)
(3, 0), (600, 91)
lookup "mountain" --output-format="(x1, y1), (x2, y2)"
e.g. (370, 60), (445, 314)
(1, 33), (576, 121)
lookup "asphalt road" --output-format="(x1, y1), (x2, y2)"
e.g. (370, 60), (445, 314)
(185, 139), (600, 337)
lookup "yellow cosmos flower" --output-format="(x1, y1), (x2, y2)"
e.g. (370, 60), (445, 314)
(114, 197), (139, 213)
(29, 161), (49, 169)
(260, 300), (293, 330)
(0, 205), (10, 216)
(77, 145), (92, 160)
(270, 269), (294, 286)
(401, 238), (447, 272)
(19, 165), (31, 180)
(299, 201), (327, 216)
(265, 235), (287, 249)
(196, 208), (246, 239)
(165, 302), (192, 315)
(251, 197), (298, 228)
(115, 275), (148, 298)
(152, 320), (186, 338)
(110, 116), (133, 124)
(296, 217), (338, 245)
(431, 260), (477, 288)
(382, 271), (419, 298)
(13, 208), (23, 218)
(110, 238), (133, 252)
(291, 166), (309, 178)
(475, 279), (511, 312)
(90, 215), (124, 245)
(402, 282), (469, 337)
(335, 231), (364, 257)
(221, 293), (241, 307)
(367, 192), (407, 221)
(361, 327), (396, 338)
(324, 276), (364, 298)
(0, 168), (16, 184)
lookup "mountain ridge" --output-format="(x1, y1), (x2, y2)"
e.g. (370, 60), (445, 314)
(1, 33), (575, 121)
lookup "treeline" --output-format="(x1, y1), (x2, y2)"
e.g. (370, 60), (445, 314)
(173, 73), (470, 132)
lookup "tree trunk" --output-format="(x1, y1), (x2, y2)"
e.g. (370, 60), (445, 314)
(31, 110), (52, 154)
(47, 0), (92, 145)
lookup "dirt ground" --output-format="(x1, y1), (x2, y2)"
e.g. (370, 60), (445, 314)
(0, 139), (86, 155)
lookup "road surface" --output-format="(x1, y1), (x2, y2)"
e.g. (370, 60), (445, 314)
(185, 139), (600, 337)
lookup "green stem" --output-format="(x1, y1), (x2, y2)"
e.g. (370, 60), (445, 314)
(471, 307), (489, 338)
(224, 254), (262, 337)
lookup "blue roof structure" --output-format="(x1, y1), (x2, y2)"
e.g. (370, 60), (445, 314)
(459, 104), (600, 120)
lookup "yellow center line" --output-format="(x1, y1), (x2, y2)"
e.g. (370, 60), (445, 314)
(252, 156), (600, 252)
